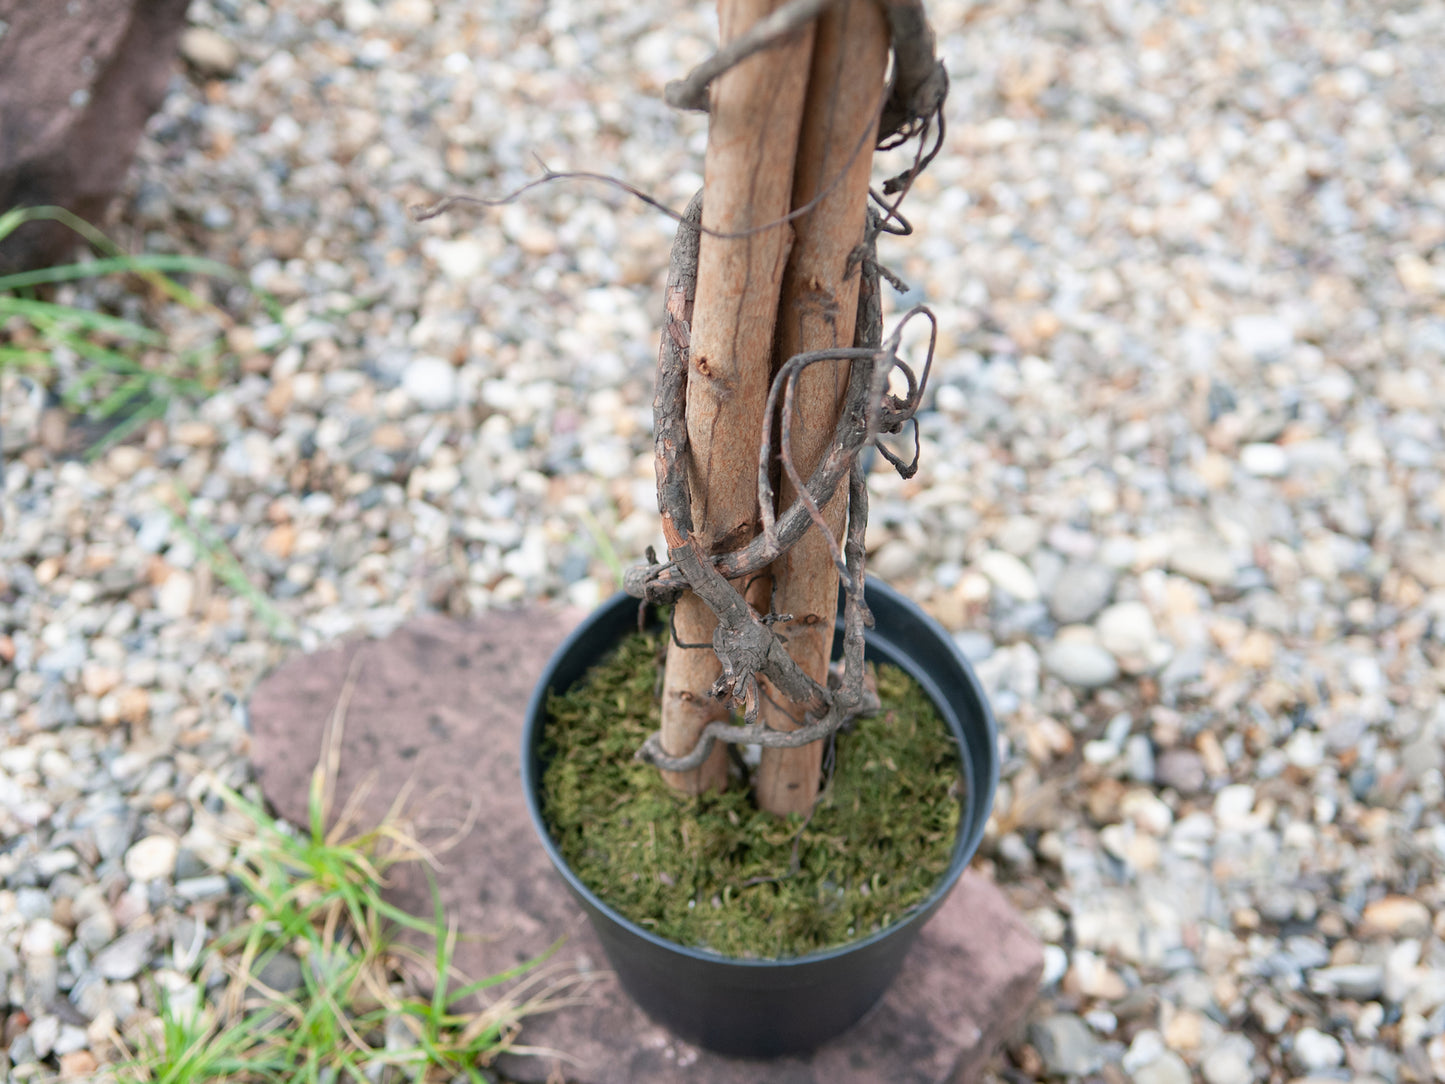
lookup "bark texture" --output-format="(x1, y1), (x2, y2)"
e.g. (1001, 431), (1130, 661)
(754, 0), (890, 816)
(657, 0), (816, 794)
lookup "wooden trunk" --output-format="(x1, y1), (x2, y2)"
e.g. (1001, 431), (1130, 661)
(754, 0), (890, 816)
(656, 0), (816, 794)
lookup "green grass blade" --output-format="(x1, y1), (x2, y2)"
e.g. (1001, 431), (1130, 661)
(0, 295), (163, 344)
(307, 751), (328, 847)
(444, 937), (563, 1006)
(0, 252), (244, 293)
(165, 490), (296, 640)
(0, 346), (51, 370)
(576, 503), (626, 586)
(366, 894), (439, 935)
(429, 870), (451, 1024)
(83, 396), (169, 462)
(89, 375), (150, 420)
(0, 204), (215, 312)
(66, 336), (212, 397)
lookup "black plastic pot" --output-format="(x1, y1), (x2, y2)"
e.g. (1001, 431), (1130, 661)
(521, 579), (998, 1058)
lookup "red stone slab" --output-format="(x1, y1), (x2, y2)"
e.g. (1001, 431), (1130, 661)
(248, 609), (1041, 1084)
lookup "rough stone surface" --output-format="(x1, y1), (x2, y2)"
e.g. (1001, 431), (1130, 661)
(248, 610), (1043, 1084)
(0, 0), (190, 270)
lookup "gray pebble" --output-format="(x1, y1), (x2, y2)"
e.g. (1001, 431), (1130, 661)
(27, 1014), (59, 1059)
(70, 973), (111, 1020)
(92, 813), (136, 862)
(1048, 561), (1116, 625)
(1231, 314), (1294, 360)
(952, 629), (994, 663)
(1043, 640), (1120, 689)
(871, 538), (921, 582)
(75, 913), (116, 953)
(255, 950), (305, 995)
(1284, 936), (1331, 971)
(1309, 964), (1385, 1001)
(7, 1035), (36, 1067)
(1168, 546), (1236, 588)
(15, 887), (52, 921)
(1248, 991), (1291, 1035)
(401, 356), (459, 410)
(1030, 1013), (1105, 1077)
(1155, 750), (1207, 796)
(1125, 734), (1155, 783)
(92, 929), (154, 981)
(175, 874), (231, 901)
(1030, 547), (1066, 602)
(993, 599), (1052, 642)
(179, 26), (241, 77)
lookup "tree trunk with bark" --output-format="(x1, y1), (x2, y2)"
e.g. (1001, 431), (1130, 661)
(754, 0), (890, 816)
(656, 0), (816, 795)
(646, 0), (939, 818)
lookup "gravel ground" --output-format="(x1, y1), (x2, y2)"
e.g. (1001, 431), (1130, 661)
(5, 0), (1445, 1080)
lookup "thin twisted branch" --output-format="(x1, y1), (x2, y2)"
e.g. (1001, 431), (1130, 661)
(626, 297), (936, 602)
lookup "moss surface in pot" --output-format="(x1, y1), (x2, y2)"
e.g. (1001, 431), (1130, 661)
(539, 626), (964, 958)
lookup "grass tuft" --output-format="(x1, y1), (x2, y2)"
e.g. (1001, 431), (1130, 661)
(116, 664), (589, 1084)
(0, 204), (283, 459)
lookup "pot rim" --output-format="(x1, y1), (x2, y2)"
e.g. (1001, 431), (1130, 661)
(521, 578), (998, 969)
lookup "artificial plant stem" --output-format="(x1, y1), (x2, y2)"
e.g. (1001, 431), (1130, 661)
(755, 0), (889, 816)
(657, 0), (817, 795)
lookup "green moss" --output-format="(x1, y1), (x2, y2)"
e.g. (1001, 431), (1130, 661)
(539, 629), (963, 958)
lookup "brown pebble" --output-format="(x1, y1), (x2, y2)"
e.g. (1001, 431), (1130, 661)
(39, 408), (69, 453)
(1359, 895), (1431, 939)
(59, 1050), (98, 1078)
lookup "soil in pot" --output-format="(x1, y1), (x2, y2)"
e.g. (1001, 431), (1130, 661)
(538, 625), (964, 959)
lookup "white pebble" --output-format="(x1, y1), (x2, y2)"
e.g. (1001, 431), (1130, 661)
(1230, 314), (1294, 359)
(402, 356), (459, 410)
(1239, 443), (1288, 478)
(977, 550), (1040, 602)
(156, 572), (195, 619)
(1290, 1028), (1343, 1072)
(124, 835), (179, 881)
